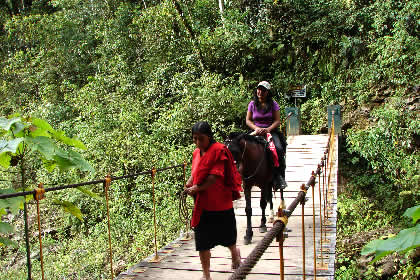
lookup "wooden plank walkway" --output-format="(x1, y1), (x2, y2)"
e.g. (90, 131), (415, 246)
(116, 135), (338, 280)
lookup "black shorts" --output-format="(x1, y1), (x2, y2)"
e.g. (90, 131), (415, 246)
(194, 208), (237, 251)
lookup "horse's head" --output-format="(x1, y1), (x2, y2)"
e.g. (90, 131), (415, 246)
(224, 132), (244, 167)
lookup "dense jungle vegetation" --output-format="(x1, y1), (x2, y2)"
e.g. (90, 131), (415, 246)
(0, 0), (419, 279)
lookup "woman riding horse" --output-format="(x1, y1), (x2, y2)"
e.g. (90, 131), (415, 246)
(246, 81), (287, 189)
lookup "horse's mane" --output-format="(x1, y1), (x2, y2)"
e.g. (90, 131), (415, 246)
(227, 132), (267, 146)
(226, 131), (274, 168)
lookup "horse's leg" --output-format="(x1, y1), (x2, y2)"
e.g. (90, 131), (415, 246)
(268, 190), (275, 223)
(281, 189), (286, 209)
(259, 189), (267, 233)
(244, 185), (253, 245)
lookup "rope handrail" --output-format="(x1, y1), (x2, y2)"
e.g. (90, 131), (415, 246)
(229, 171), (317, 280)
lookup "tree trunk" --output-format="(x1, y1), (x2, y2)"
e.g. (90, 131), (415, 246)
(171, 0), (206, 71)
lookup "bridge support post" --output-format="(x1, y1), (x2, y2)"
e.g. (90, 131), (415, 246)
(34, 183), (46, 280)
(104, 174), (115, 280)
(285, 107), (300, 136)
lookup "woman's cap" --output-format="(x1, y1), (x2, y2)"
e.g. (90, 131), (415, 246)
(257, 81), (271, 90)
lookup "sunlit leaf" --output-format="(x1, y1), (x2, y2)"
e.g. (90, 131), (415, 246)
(0, 152), (11, 168)
(0, 138), (24, 154)
(31, 118), (54, 133)
(403, 205), (420, 224)
(50, 130), (87, 150)
(0, 117), (21, 131)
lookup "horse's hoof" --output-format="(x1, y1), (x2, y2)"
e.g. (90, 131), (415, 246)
(259, 225), (267, 233)
(243, 236), (252, 245)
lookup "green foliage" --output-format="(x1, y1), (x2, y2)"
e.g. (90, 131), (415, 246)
(362, 205), (420, 263)
(337, 189), (393, 236)
(0, 0), (418, 278)
(347, 99), (420, 212)
(0, 115), (94, 247)
(0, 116), (93, 172)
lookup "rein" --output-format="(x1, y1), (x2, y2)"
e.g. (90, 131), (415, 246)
(240, 139), (266, 181)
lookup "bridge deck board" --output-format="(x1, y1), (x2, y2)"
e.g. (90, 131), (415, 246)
(116, 135), (338, 280)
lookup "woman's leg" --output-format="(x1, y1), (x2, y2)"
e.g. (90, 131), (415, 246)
(199, 250), (211, 279)
(270, 132), (287, 189)
(228, 244), (241, 269)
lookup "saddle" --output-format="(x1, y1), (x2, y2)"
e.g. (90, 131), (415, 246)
(248, 131), (279, 167)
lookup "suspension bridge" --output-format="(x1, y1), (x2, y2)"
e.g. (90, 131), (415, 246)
(116, 131), (338, 280)
(1, 111), (340, 280)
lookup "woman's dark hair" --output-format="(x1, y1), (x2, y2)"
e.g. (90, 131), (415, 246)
(192, 121), (216, 144)
(253, 86), (274, 113)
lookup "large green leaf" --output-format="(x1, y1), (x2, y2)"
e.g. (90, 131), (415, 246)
(31, 118), (54, 132)
(394, 224), (420, 253)
(0, 117), (21, 131)
(0, 222), (14, 234)
(362, 238), (398, 262)
(30, 126), (51, 138)
(52, 199), (84, 222)
(25, 136), (58, 160)
(0, 189), (25, 214)
(32, 118), (86, 150)
(0, 138), (24, 154)
(362, 224), (420, 262)
(403, 205), (420, 224)
(0, 237), (18, 248)
(53, 149), (95, 173)
(50, 130), (87, 150)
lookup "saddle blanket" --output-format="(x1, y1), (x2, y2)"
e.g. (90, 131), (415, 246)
(266, 133), (279, 167)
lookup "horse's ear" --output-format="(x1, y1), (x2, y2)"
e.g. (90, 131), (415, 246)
(220, 131), (227, 141)
(228, 131), (244, 139)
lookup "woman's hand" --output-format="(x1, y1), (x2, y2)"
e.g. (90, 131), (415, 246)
(255, 127), (268, 136)
(185, 184), (199, 196)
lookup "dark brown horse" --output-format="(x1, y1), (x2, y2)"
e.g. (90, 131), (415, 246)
(225, 132), (285, 245)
